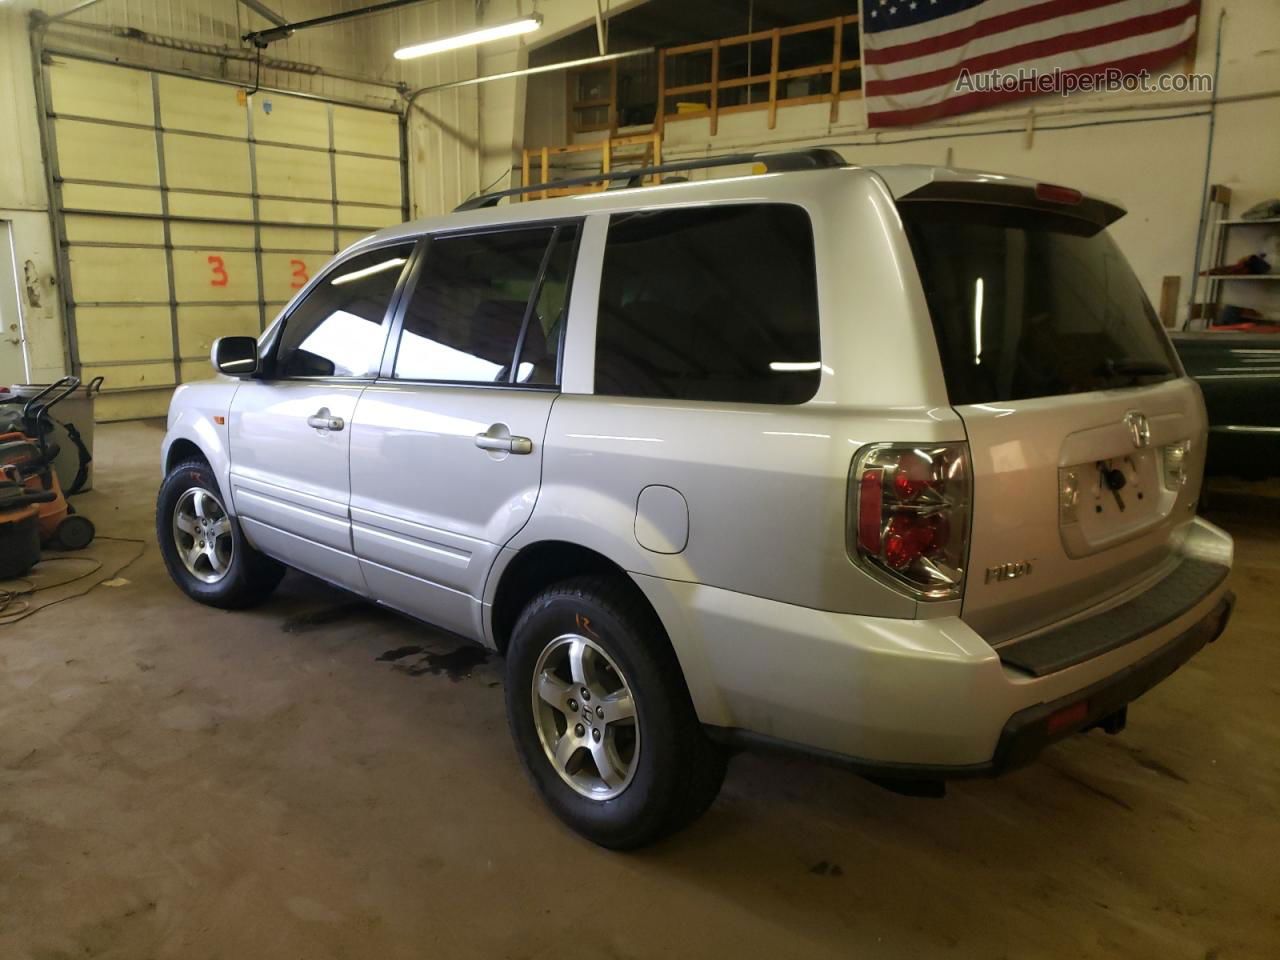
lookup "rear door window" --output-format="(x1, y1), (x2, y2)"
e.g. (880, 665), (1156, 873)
(392, 224), (577, 385)
(594, 204), (821, 404)
(899, 201), (1179, 404)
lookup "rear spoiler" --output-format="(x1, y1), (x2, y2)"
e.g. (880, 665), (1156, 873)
(896, 180), (1125, 231)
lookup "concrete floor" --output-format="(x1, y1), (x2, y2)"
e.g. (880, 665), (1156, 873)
(2, 420), (1278, 960)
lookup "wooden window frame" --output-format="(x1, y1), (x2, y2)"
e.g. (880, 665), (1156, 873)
(566, 60), (619, 137)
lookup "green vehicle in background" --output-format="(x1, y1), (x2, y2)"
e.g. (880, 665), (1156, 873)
(1171, 332), (1280, 480)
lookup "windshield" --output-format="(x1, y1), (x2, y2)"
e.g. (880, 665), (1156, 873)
(900, 201), (1179, 405)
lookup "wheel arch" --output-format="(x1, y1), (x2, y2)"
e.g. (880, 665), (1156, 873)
(488, 540), (648, 655)
(161, 383), (237, 514)
(164, 437), (207, 473)
(485, 539), (732, 728)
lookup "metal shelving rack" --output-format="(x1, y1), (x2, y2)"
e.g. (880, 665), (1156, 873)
(1197, 202), (1280, 326)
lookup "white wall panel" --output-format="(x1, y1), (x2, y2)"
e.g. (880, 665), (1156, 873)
(259, 225), (337, 252)
(63, 215), (164, 246)
(67, 246), (168, 303)
(335, 154), (401, 206)
(257, 197), (333, 226)
(55, 121), (160, 185)
(59, 182), (163, 216)
(254, 94), (330, 148)
(167, 192), (255, 221)
(170, 222), (255, 249)
(255, 144), (331, 199)
(74, 306), (173, 364)
(164, 133), (252, 194)
(178, 304), (260, 359)
(334, 105), (399, 157)
(337, 203), (401, 229)
(158, 74), (247, 136)
(48, 58), (153, 125)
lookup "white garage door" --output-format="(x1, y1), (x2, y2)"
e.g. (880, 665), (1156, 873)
(42, 55), (407, 420)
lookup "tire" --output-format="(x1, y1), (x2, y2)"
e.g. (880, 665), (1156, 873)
(156, 458), (284, 609)
(505, 575), (727, 849)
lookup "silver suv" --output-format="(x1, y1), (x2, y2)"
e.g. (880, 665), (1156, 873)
(158, 150), (1235, 848)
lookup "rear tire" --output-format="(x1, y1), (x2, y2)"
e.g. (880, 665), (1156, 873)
(156, 458), (284, 609)
(505, 575), (726, 849)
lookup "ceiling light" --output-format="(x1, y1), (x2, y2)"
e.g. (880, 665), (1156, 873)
(394, 15), (542, 60)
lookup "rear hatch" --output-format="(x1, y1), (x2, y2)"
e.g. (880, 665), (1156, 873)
(897, 180), (1205, 643)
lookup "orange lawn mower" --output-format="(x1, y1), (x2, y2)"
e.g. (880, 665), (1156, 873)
(0, 377), (95, 575)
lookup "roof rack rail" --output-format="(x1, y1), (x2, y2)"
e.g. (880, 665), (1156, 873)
(452, 147), (847, 212)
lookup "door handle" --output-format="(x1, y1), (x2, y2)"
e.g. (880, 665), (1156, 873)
(307, 407), (345, 432)
(474, 423), (532, 455)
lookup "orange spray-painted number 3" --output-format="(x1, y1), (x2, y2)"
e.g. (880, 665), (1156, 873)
(207, 255), (228, 287)
(290, 259), (309, 289)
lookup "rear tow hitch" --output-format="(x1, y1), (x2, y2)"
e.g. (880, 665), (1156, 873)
(1090, 705), (1128, 735)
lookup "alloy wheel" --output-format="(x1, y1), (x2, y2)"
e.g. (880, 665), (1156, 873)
(531, 633), (640, 800)
(172, 487), (233, 584)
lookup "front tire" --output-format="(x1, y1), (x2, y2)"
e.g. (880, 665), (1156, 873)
(505, 576), (726, 849)
(156, 458), (284, 609)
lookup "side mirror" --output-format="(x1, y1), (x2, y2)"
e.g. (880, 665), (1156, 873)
(212, 336), (260, 378)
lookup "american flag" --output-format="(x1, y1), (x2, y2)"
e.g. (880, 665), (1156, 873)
(861, 0), (1201, 127)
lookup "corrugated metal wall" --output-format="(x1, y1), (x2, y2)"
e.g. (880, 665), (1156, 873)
(377, 0), (483, 217)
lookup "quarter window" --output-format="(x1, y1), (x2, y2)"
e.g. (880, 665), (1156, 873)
(594, 205), (821, 404)
(274, 244), (413, 379)
(393, 224), (578, 384)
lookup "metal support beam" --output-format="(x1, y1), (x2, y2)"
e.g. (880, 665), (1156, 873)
(594, 0), (608, 56)
(41, 0), (108, 26)
(238, 0), (290, 29)
(244, 0), (436, 49)
(407, 47), (653, 104)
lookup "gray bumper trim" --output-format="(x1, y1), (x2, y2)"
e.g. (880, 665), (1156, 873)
(998, 557), (1230, 678)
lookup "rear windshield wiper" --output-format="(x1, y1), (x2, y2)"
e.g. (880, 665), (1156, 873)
(1098, 359), (1173, 380)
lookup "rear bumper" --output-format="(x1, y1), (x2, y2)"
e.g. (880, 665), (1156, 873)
(635, 517), (1234, 773)
(987, 590), (1233, 775)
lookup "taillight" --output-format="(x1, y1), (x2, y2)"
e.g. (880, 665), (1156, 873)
(848, 443), (971, 600)
(1035, 182), (1082, 205)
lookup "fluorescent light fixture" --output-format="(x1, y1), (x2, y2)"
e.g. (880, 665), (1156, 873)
(394, 15), (542, 60)
(330, 257), (406, 286)
(769, 361), (822, 372)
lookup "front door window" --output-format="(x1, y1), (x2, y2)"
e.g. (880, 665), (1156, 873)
(274, 244), (414, 379)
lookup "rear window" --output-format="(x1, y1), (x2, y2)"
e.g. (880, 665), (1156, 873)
(900, 201), (1179, 405)
(595, 204), (821, 404)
